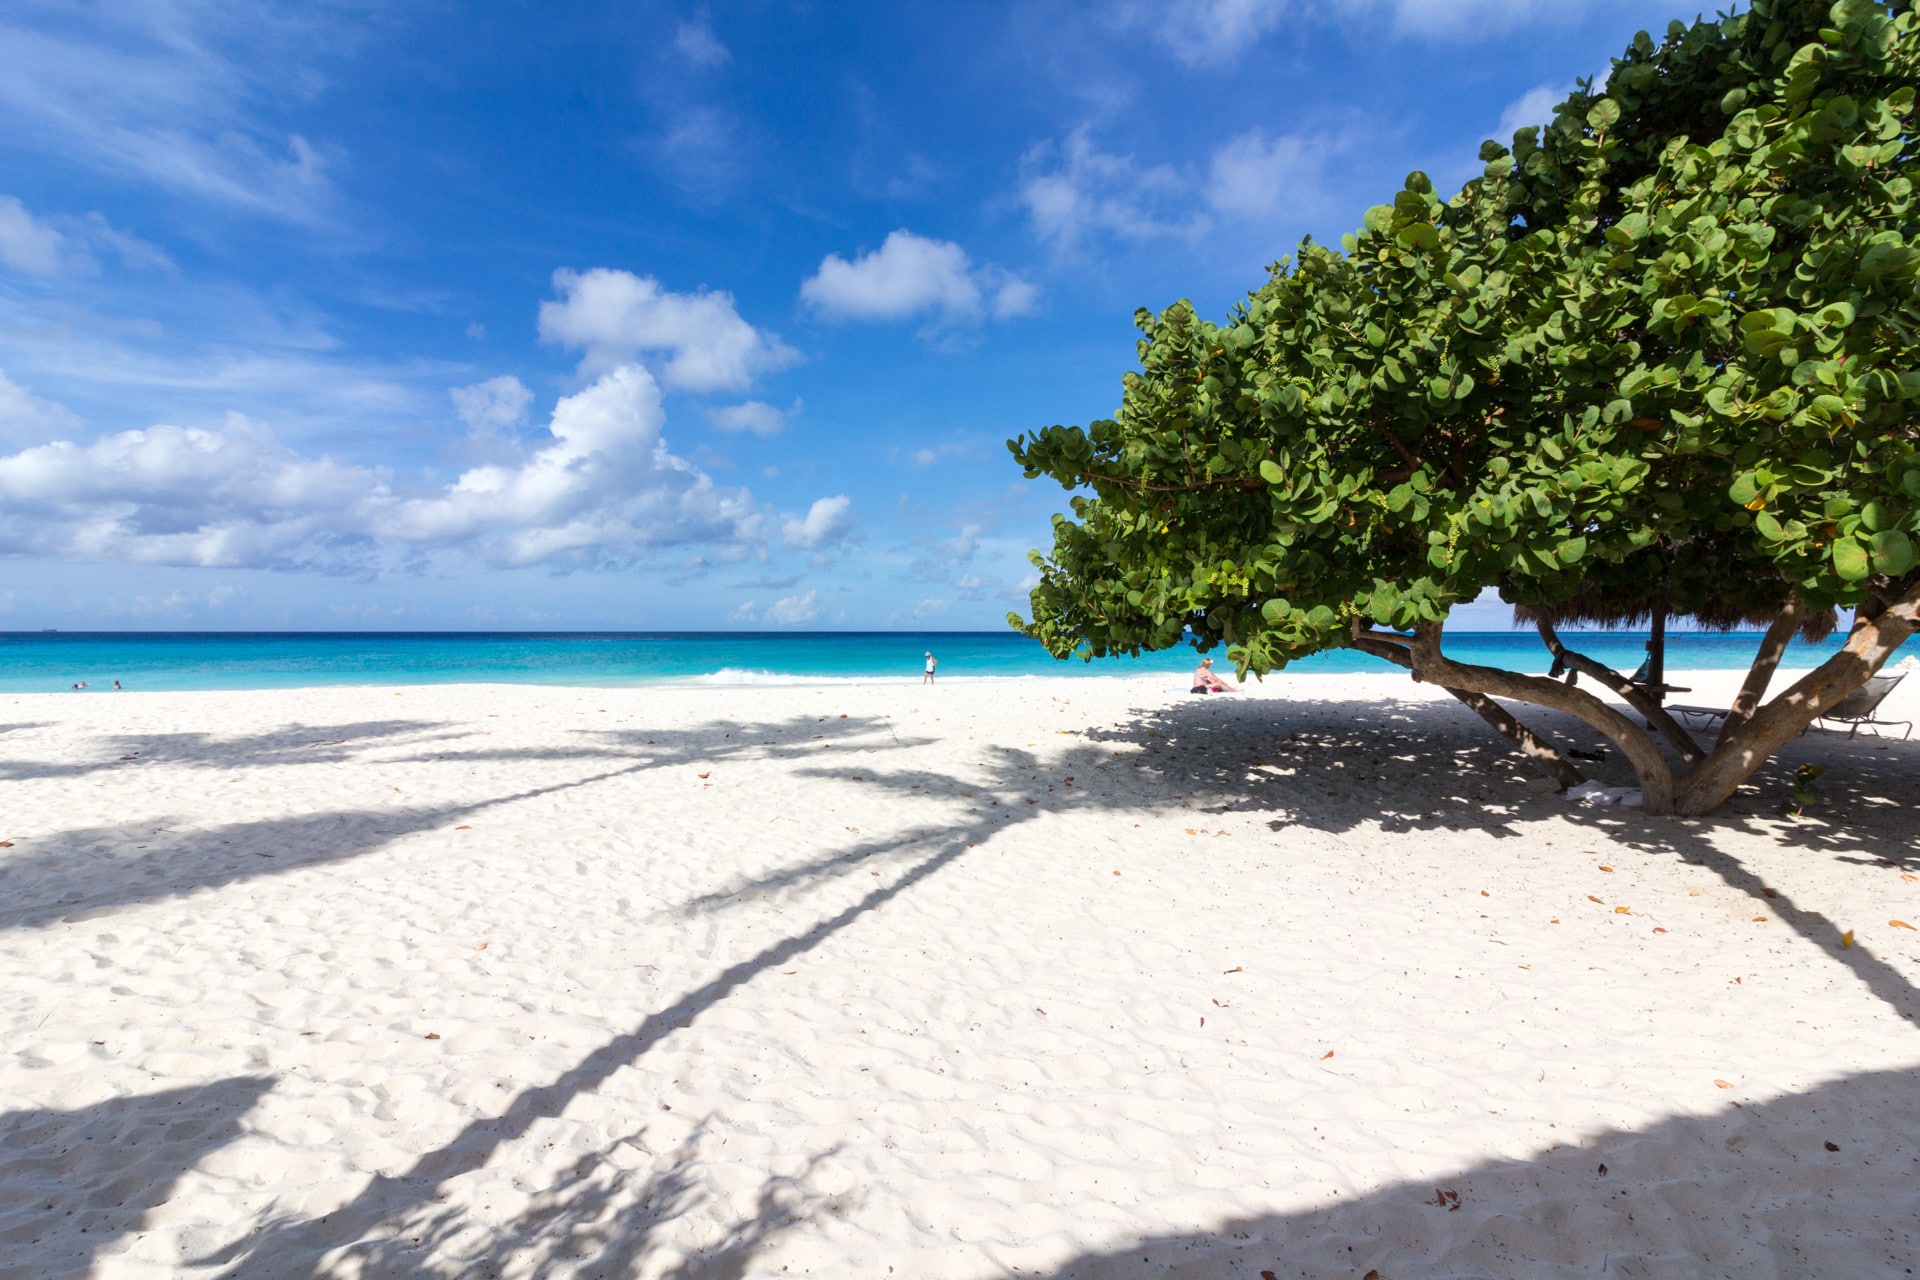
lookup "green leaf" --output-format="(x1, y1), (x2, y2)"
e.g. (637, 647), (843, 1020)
(1860, 501), (1890, 533)
(1586, 98), (1622, 132)
(1868, 529), (1917, 577)
(1729, 473), (1760, 506)
(1832, 537), (1872, 581)
(1755, 511), (1785, 542)
(1259, 460), (1286, 485)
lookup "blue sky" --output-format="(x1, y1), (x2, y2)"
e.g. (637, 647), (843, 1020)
(0, 0), (1687, 631)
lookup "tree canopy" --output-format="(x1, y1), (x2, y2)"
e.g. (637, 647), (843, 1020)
(1009, 0), (1920, 816)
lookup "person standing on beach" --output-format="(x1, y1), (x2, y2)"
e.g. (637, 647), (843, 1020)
(923, 651), (937, 684)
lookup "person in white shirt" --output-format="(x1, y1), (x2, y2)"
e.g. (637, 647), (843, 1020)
(923, 651), (937, 684)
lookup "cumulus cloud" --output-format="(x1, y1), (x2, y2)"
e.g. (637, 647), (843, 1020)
(449, 375), (532, 436)
(0, 365), (761, 571)
(0, 195), (66, 274)
(800, 230), (1034, 326)
(0, 369), (81, 447)
(1019, 129), (1199, 254)
(1206, 129), (1329, 221)
(707, 399), (793, 436)
(781, 494), (852, 550)
(538, 268), (799, 391)
(1143, 0), (1291, 66)
(1496, 84), (1566, 141)
(1389, 0), (1577, 38)
(764, 590), (817, 625)
(673, 16), (730, 68)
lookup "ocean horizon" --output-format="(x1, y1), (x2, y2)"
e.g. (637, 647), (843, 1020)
(2, 628), (1907, 695)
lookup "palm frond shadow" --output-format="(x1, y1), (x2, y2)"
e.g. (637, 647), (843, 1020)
(0, 720), (458, 782)
(0, 1075), (276, 1278)
(0, 713), (920, 934)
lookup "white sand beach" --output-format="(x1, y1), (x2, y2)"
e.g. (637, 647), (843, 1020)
(3, 671), (1918, 1279)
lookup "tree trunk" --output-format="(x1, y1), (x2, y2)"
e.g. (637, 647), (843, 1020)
(1355, 628), (1587, 790)
(1716, 594), (1808, 744)
(1535, 619), (1704, 764)
(1675, 582), (1920, 816)
(1362, 622), (1681, 812)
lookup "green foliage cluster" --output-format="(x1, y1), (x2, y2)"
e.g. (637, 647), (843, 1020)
(1011, 0), (1920, 677)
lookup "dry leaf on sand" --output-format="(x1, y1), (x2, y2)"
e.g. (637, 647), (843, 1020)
(1892, 920), (1917, 931)
(1714, 1079), (1733, 1089)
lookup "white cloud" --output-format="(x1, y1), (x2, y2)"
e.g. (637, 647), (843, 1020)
(1389, 0), (1575, 38)
(707, 399), (791, 436)
(0, 9), (347, 222)
(1496, 84), (1565, 141)
(1206, 129), (1328, 220)
(538, 267), (798, 391)
(449, 375), (532, 435)
(801, 230), (1035, 327)
(673, 17), (730, 68)
(0, 196), (67, 274)
(0, 365), (762, 571)
(764, 590), (817, 625)
(1019, 128), (1200, 254)
(0, 369), (81, 446)
(1145, 0), (1291, 67)
(727, 600), (759, 623)
(781, 494), (852, 549)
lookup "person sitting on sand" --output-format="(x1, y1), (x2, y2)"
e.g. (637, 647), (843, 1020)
(1191, 658), (1236, 694)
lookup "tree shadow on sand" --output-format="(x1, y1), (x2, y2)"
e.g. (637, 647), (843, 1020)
(0, 1075), (275, 1280)
(1011, 1060), (1920, 1279)
(0, 714), (924, 935)
(17, 695), (1915, 1276)
(0, 720), (463, 783)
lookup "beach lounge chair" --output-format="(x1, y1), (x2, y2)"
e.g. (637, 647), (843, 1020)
(1671, 673), (1910, 740)
(1814, 673), (1911, 739)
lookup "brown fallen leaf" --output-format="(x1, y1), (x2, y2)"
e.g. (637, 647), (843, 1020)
(1841, 930), (1855, 949)
(1587, 895), (1605, 904)
(1824, 1141), (1840, 1152)
(1652, 927), (1668, 934)
(1597, 1162), (1608, 1177)
(781, 970), (796, 975)
(1184, 828), (1197, 835)
(1112, 870), (1121, 876)
(1212, 998), (1227, 1007)
(1364, 1272), (1382, 1280)
(1034, 1007), (1046, 1016)
(1903, 874), (1918, 883)
(1263, 1272), (1279, 1280)
(1200, 1017), (1205, 1027)
(1598, 866), (1615, 873)
(1223, 966), (1243, 974)
(455, 824), (471, 830)
(1480, 890), (1489, 897)
(1615, 906), (1632, 915)
(697, 771), (710, 779)
(1893, 920), (1917, 931)
(1320, 1049), (1334, 1060)
(476, 941), (488, 951)
(1714, 1079), (1733, 1089)
(1753, 916), (1769, 922)
(425, 1032), (441, 1040)
(1763, 888), (1779, 899)
(0, 841), (11, 847)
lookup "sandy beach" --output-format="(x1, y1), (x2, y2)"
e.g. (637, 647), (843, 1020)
(3, 670), (1918, 1279)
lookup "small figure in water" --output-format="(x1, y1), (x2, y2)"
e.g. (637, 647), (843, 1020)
(923, 651), (937, 685)
(113, 680), (122, 690)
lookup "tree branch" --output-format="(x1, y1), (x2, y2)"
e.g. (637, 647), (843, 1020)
(1355, 625), (1585, 790)
(1384, 621), (1679, 812)
(1534, 619), (1704, 763)
(1717, 594), (1807, 744)
(1678, 580), (1920, 815)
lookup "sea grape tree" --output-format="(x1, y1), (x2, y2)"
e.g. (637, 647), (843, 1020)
(1008, 0), (1919, 816)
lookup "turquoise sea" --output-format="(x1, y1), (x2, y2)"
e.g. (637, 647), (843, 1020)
(0, 630), (1905, 694)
